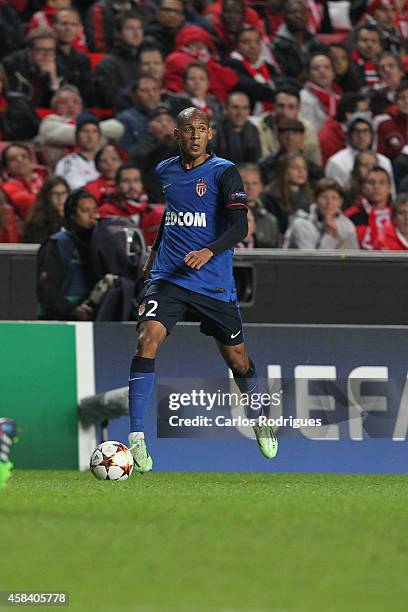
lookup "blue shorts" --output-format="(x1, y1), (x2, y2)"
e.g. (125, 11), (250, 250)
(137, 280), (244, 346)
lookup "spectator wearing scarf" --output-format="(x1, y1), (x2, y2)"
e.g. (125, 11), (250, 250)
(300, 53), (341, 130)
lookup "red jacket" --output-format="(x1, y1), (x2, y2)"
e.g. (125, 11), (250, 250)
(0, 203), (20, 243)
(1, 167), (48, 220)
(345, 197), (392, 250)
(204, 2), (265, 53)
(164, 26), (238, 102)
(318, 118), (345, 167)
(376, 109), (408, 160)
(99, 195), (165, 246)
(373, 221), (408, 251)
(85, 177), (116, 205)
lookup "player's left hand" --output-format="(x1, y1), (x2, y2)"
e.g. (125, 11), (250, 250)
(184, 248), (214, 270)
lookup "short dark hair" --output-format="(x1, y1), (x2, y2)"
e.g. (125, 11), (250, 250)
(366, 165), (391, 184)
(115, 9), (144, 32)
(237, 24), (259, 40)
(94, 144), (126, 172)
(314, 178), (345, 200)
(336, 92), (367, 123)
(137, 42), (163, 61)
(1, 142), (32, 168)
(355, 23), (381, 39)
(115, 163), (142, 186)
(273, 86), (300, 103)
(183, 61), (209, 82)
(307, 52), (334, 74)
(131, 74), (158, 92)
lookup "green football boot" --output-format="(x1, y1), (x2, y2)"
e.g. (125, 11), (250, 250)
(253, 423), (278, 459)
(128, 433), (153, 473)
(0, 418), (18, 490)
(0, 461), (14, 490)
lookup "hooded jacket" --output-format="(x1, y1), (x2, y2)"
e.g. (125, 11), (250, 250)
(164, 25), (238, 102)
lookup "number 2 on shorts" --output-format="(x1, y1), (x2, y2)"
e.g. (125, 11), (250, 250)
(145, 299), (158, 317)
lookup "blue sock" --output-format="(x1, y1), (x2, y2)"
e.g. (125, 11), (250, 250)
(128, 356), (155, 433)
(233, 359), (262, 419)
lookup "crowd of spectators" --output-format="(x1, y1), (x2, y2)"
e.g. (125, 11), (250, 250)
(0, 0), (407, 316)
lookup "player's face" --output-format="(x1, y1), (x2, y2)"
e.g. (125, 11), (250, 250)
(176, 117), (213, 163)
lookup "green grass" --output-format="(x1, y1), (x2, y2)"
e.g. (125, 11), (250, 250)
(0, 472), (407, 612)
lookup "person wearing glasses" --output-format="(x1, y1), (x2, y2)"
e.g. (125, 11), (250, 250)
(23, 177), (71, 244)
(326, 114), (395, 192)
(2, 28), (70, 107)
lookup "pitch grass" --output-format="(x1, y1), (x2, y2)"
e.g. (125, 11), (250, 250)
(0, 472), (407, 612)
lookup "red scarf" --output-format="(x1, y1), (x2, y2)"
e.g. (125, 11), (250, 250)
(351, 51), (379, 86)
(305, 82), (340, 117)
(234, 54), (274, 111)
(359, 198), (392, 250)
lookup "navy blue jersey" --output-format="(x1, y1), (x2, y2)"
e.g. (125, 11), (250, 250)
(150, 154), (247, 302)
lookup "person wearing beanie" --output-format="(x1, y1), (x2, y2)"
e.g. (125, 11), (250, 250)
(326, 113), (395, 192)
(37, 188), (99, 320)
(55, 112), (101, 189)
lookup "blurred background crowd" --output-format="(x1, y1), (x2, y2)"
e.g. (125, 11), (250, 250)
(0, 0), (407, 319)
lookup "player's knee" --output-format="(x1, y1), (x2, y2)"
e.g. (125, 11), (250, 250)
(136, 324), (165, 357)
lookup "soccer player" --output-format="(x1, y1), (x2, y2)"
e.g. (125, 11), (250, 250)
(0, 418), (18, 489)
(128, 107), (278, 472)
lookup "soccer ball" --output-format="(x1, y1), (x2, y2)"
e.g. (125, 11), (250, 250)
(90, 441), (134, 481)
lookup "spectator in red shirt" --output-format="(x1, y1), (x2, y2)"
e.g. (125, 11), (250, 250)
(345, 165), (393, 249)
(85, 144), (126, 205)
(1, 143), (48, 220)
(0, 189), (20, 243)
(374, 194), (408, 250)
(300, 53), (341, 130)
(164, 25), (238, 102)
(99, 164), (164, 246)
(376, 81), (408, 159)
